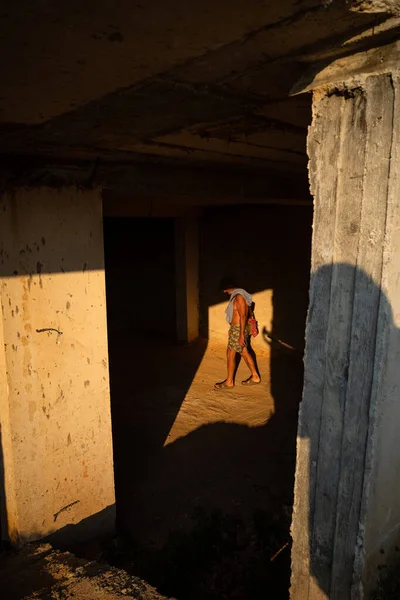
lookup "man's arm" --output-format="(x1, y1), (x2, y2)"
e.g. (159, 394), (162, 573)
(235, 295), (248, 347)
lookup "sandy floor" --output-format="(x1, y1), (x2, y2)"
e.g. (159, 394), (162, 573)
(108, 332), (303, 598)
(164, 343), (274, 446)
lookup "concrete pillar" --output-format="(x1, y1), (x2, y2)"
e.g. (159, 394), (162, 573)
(174, 217), (199, 343)
(290, 73), (400, 598)
(0, 187), (115, 547)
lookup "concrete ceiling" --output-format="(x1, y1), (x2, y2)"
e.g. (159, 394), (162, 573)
(0, 0), (398, 187)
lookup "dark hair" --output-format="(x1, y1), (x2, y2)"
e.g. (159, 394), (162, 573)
(219, 276), (238, 291)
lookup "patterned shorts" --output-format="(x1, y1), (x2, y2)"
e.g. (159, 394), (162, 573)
(228, 324), (250, 353)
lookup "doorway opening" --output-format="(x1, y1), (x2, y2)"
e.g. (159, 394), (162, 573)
(103, 203), (312, 600)
(104, 217), (177, 341)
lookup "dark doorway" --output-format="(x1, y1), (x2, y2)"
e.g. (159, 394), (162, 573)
(103, 217), (177, 340)
(103, 205), (312, 600)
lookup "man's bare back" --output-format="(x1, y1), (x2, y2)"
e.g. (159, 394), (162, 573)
(230, 294), (249, 326)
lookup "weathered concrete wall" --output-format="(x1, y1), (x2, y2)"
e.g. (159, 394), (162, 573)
(199, 204), (312, 353)
(290, 73), (400, 599)
(0, 187), (115, 546)
(0, 292), (18, 544)
(362, 73), (400, 594)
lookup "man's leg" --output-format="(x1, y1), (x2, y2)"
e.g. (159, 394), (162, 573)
(215, 326), (239, 389)
(226, 347), (236, 386)
(241, 347), (261, 383)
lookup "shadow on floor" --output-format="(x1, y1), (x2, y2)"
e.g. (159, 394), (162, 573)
(108, 329), (303, 600)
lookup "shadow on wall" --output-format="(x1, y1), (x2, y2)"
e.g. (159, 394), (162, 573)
(293, 263), (400, 599)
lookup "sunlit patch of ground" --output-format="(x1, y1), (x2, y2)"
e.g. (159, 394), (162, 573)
(165, 342), (274, 446)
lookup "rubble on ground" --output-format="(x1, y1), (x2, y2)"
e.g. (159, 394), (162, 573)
(0, 543), (174, 600)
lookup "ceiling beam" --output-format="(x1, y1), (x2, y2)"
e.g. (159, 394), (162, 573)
(0, 156), (311, 203)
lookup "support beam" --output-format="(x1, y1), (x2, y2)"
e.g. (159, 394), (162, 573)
(0, 187), (115, 547)
(175, 217), (199, 344)
(290, 72), (400, 599)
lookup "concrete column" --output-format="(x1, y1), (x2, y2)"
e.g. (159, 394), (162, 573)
(291, 73), (400, 599)
(174, 217), (199, 343)
(0, 187), (115, 547)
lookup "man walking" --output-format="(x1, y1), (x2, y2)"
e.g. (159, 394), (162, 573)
(214, 278), (261, 390)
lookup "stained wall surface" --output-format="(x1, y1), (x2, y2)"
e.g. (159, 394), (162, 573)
(0, 187), (115, 545)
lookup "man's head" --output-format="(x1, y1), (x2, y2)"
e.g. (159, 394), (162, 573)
(219, 277), (238, 295)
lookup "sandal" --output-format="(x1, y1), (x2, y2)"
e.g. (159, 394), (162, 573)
(214, 380), (234, 390)
(241, 377), (261, 386)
